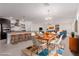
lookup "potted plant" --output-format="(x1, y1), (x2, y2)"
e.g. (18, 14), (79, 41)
(71, 32), (75, 38)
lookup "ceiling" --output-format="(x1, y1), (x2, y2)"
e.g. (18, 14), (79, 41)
(0, 3), (78, 23)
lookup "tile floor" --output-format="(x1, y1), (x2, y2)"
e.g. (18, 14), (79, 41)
(0, 40), (33, 56)
(0, 37), (74, 56)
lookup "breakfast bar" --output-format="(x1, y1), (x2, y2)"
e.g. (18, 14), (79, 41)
(7, 32), (31, 44)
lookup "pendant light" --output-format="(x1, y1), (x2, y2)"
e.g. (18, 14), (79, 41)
(45, 3), (52, 21)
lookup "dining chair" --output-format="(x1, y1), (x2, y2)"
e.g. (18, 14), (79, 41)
(31, 32), (47, 54)
(50, 34), (63, 45)
(49, 35), (64, 55)
(49, 34), (64, 51)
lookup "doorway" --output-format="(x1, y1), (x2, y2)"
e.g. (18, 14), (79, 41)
(0, 18), (11, 40)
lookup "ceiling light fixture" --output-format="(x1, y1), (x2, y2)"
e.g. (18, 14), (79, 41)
(44, 3), (50, 6)
(45, 9), (52, 20)
(44, 3), (52, 21)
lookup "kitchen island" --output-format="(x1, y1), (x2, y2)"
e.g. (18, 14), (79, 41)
(7, 32), (31, 44)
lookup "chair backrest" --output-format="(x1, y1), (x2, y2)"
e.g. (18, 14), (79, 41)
(32, 38), (39, 46)
(32, 36), (42, 47)
(56, 34), (63, 45)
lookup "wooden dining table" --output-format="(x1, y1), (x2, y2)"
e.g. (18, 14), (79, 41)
(43, 34), (57, 55)
(35, 32), (57, 55)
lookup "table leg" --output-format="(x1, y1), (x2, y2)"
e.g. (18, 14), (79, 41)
(47, 40), (49, 56)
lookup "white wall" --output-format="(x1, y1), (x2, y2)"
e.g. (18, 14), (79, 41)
(24, 21), (32, 32)
(4, 17), (75, 33)
(30, 19), (75, 33)
(31, 23), (46, 32)
(31, 21), (53, 32)
(59, 19), (75, 34)
(76, 8), (79, 33)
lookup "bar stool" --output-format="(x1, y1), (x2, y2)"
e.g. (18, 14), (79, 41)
(18, 33), (23, 42)
(23, 32), (27, 41)
(11, 32), (18, 44)
(22, 32), (25, 41)
(14, 34), (19, 43)
(25, 33), (28, 41)
(28, 33), (31, 40)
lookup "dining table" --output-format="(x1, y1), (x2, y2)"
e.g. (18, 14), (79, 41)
(35, 32), (57, 56)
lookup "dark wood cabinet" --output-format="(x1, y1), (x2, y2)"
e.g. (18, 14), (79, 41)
(69, 36), (78, 52)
